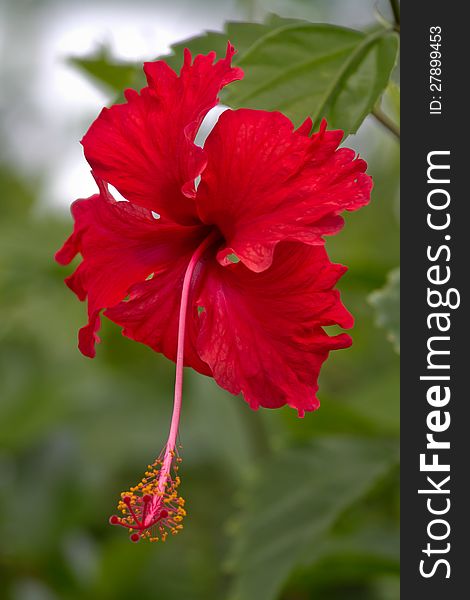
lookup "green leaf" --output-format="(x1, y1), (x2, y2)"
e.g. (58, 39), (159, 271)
(382, 80), (400, 125)
(369, 268), (400, 353)
(227, 436), (398, 600)
(370, 576), (401, 600)
(66, 17), (292, 93)
(160, 15), (303, 70)
(159, 30), (228, 71)
(68, 46), (142, 93)
(70, 16), (398, 136)
(160, 16), (398, 134)
(225, 24), (398, 133)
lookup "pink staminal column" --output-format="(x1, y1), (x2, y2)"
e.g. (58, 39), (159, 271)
(109, 231), (219, 542)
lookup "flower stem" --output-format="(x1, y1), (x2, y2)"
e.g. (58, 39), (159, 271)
(389, 0), (400, 32)
(372, 106), (400, 140)
(158, 230), (219, 493)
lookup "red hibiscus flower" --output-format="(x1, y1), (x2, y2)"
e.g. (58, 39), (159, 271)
(56, 43), (372, 542)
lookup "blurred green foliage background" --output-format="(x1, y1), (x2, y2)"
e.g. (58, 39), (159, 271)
(0, 1), (399, 598)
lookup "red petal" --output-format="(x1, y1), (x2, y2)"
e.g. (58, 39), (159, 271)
(197, 110), (372, 272)
(194, 242), (353, 415)
(55, 180), (207, 357)
(82, 44), (243, 225)
(105, 255), (212, 377)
